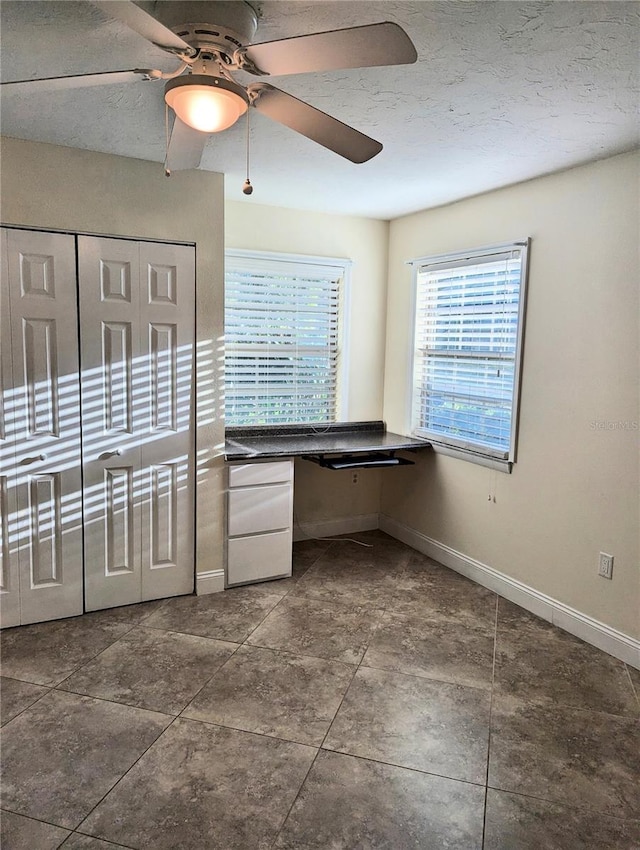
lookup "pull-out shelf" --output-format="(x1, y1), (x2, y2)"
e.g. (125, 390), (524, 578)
(304, 452), (415, 470)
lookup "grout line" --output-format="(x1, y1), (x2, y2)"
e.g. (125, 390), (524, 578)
(239, 591), (293, 645)
(52, 625), (144, 692)
(51, 609), (231, 679)
(174, 714), (324, 748)
(176, 642), (245, 718)
(45, 625), (248, 716)
(482, 593), (499, 849)
(485, 690), (640, 721)
(317, 590), (392, 752)
(623, 663), (640, 708)
(266, 745), (322, 850)
(139, 591), (284, 644)
(205, 640), (357, 669)
(161, 716), (322, 752)
(39, 688), (175, 720)
(265, 741), (495, 848)
(2, 706), (178, 842)
(64, 830), (136, 849)
(0, 806), (72, 836)
(0, 683), (53, 728)
(268, 596), (388, 849)
(304, 748), (490, 790)
(70, 712), (182, 837)
(0, 603), (177, 716)
(357, 659), (493, 694)
(484, 782), (639, 822)
(103, 709), (491, 794)
(481, 785), (489, 850)
(2, 618), (144, 691)
(53, 642), (243, 720)
(318, 647), (366, 752)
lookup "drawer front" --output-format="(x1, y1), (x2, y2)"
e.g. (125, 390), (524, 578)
(227, 530), (292, 585)
(228, 483), (292, 536)
(228, 460), (292, 488)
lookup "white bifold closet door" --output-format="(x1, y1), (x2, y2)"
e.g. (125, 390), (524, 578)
(78, 236), (195, 611)
(0, 229), (83, 628)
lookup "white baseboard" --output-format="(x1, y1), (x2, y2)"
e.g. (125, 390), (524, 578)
(379, 514), (640, 670)
(293, 514), (379, 542)
(195, 568), (225, 596)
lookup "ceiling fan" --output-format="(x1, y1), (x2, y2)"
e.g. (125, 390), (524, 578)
(1, 1), (417, 177)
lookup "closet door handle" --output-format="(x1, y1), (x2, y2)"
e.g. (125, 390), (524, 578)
(19, 454), (47, 465)
(98, 449), (122, 460)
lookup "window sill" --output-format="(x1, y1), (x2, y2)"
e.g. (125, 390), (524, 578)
(428, 442), (513, 473)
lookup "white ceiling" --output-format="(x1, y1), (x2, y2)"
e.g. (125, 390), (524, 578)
(1, 1), (638, 219)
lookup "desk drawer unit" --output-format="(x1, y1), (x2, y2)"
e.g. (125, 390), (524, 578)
(228, 530), (292, 585)
(228, 483), (291, 536)
(229, 460), (292, 487)
(227, 459), (293, 587)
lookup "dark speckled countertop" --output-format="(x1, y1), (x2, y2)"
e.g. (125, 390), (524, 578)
(225, 420), (429, 461)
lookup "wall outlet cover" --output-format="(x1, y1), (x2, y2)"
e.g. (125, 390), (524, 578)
(598, 552), (614, 580)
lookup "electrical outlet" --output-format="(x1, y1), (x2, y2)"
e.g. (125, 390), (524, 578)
(598, 552), (614, 580)
(352, 472), (359, 485)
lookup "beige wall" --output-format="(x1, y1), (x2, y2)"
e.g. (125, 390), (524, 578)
(382, 151), (640, 638)
(291, 459), (380, 530)
(0, 136), (226, 578)
(226, 201), (388, 524)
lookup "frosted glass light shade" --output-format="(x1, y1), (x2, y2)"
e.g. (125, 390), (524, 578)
(165, 75), (248, 133)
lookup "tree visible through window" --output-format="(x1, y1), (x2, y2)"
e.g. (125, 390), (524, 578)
(225, 251), (348, 426)
(411, 241), (530, 468)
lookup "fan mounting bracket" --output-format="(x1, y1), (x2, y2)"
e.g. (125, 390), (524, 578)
(233, 48), (268, 76)
(246, 81), (268, 105)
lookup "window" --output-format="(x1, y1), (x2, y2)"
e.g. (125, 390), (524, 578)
(225, 250), (349, 426)
(410, 240), (530, 470)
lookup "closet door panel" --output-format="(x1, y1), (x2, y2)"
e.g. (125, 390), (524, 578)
(0, 474), (19, 628)
(4, 228), (83, 624)
(78, 236), (143, 610)
(0, 230), (20, 627)
(139, 243), (194, 600)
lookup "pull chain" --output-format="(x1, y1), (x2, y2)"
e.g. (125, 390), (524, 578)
(164, 102), (171, 177)
(242, 106), (253, 195)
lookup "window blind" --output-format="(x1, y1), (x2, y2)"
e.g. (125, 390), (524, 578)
(225, 254), (345, 426)
(412, 243), (528, 462)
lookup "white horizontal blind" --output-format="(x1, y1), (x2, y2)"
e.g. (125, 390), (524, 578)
(225, 253), (346, 426)
(412, 243), (528, 461)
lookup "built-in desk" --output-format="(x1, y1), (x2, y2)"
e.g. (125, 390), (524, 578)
(225, 420), (428, 462)
(224, 422), (429, 588)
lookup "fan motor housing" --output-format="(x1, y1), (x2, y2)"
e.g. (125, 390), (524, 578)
(148, 1), (259, 50)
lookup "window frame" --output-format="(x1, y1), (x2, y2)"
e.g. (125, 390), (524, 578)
(407, 239), (530, 472)
(224, 248), (351, 427)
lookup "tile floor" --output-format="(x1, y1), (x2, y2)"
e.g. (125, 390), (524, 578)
(1, 531), (639, 849)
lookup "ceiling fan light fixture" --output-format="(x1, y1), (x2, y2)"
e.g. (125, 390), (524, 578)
(164, 75), (248, 133)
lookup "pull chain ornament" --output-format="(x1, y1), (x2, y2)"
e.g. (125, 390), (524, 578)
(243, 105), (253, 194)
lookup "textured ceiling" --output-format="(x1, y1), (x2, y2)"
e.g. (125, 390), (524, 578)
(1, 1), (638, 219)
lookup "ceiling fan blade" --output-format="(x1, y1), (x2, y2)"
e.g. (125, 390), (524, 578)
(165, 117), (207, 173)
(239, 21), (417, 76)
(249, 83), (382, 164)
(0, 69), (160, 93)
(90, 1), (196, 57)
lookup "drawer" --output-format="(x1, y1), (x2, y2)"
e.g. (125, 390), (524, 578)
(228, 482), (292, 536)
(229, 460), (292, 488)
(227, 529), (292, 586)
